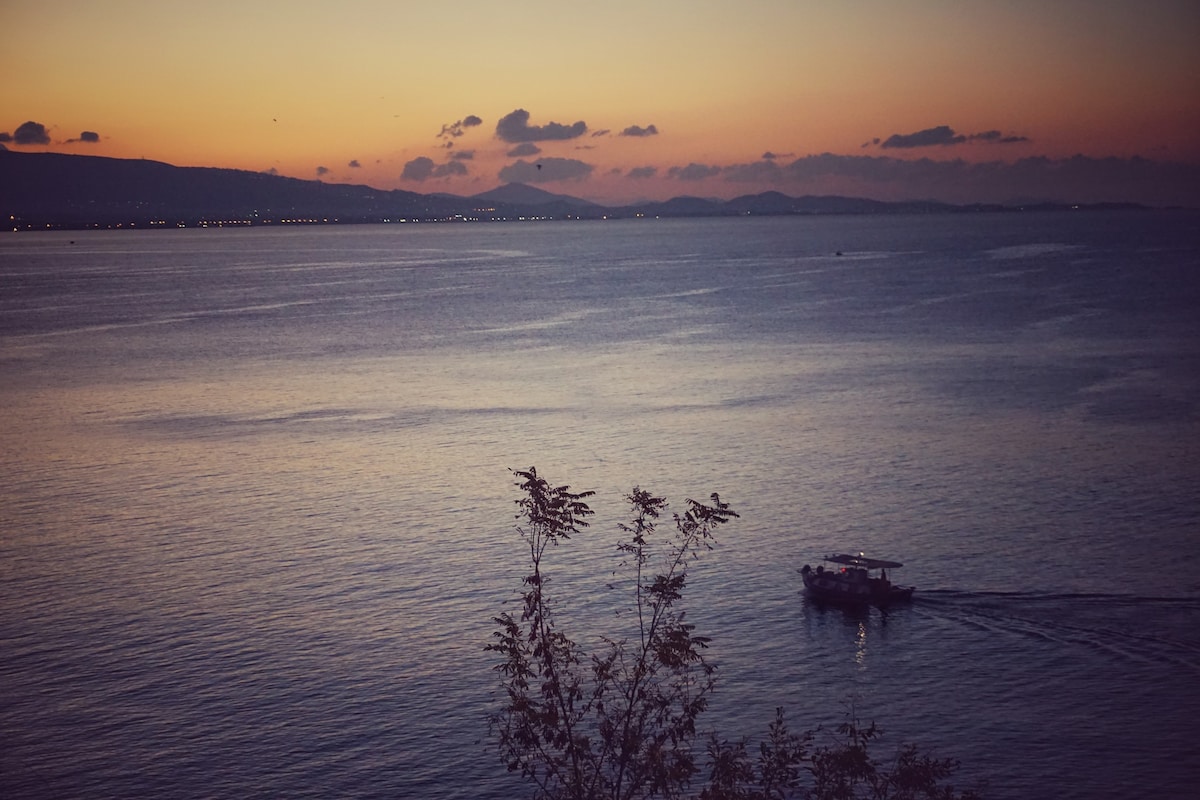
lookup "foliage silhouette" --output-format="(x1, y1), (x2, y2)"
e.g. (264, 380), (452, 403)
(488, 467), (980, 800)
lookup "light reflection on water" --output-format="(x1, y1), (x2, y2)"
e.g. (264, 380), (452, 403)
(2, 215), (1199, 799)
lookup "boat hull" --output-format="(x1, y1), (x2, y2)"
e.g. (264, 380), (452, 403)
(800, 564), (914, 607)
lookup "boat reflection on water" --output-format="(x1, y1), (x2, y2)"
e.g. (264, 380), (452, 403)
(797, 594), (881, 677)
(854, 619), (868, 669)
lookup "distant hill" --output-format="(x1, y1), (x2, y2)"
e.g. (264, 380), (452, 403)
(0, 150), (463, 226)
(725, 191), (925, 215)
(469, 183), (601, 209)
(0, 149), (1145, 230)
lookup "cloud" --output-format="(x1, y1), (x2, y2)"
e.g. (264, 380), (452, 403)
(348, 159), (361, 168)
(723, 160), (783, 182)
(435, 160), (468, 177)
(64, 130), (100, 144)
(402, 157), (436, 181)
(450, 150), (475, 161)
(3, 121), (51, 145)
(620, 124), (658, 137)
(401, 156), (468, 181)
(591, 129), (611, 138)
(969, 129), (1030, 144)
(882, 125), (965, 149)
(507, 142), (541, 158)
(775, 153), (964, 184)
(262, 167), (279, 175)
(495, 108), (587, 143)
(627, 166), (658, 179)
(438, 115), (484, 141)
(316, 165), (330, 176)
(4, 123), (98, 146)
(668, 163), (721, 181)
(881, 125), (1031, 149)
(498, 157), (593, 184)
(710, 152), (1200, 207)
(762, 151), (794, 161)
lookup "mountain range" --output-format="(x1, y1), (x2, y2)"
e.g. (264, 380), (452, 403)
(0, 149), (1142, 230)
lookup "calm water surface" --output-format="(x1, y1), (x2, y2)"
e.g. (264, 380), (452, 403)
(2, 214), (1199, 798)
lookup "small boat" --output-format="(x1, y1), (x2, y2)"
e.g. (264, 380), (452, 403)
(799, 553), (915, 607)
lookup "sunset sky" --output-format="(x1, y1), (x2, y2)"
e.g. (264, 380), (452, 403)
(3, 0), (1198, 206)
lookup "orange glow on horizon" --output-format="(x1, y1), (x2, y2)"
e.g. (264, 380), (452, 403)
(3, 0), (1198, 205)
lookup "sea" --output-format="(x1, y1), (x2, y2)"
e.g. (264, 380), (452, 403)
(1, 211), (1198, 799)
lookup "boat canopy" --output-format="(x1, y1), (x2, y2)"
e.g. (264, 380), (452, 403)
(824, 553), (903, 569)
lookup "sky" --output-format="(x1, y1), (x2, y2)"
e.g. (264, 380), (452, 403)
(3, 0), (1199, 206)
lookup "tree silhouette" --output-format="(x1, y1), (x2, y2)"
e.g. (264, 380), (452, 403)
(488, 467), (981, 800)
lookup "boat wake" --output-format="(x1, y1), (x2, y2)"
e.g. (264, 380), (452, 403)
(918, 588), (1200, 604)
(912, 590), (1200, 672)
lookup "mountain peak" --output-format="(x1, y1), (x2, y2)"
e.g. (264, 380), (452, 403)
(471, 182), (598, 208)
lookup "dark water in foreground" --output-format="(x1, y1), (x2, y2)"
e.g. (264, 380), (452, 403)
(2, 213), (1198, 798)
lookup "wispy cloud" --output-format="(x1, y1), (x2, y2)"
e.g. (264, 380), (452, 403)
(880, 125), (1030, 149)
(438, 115), (483, 141)
(881, 125), (964, 148)
(969, 129), (1030, 144)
